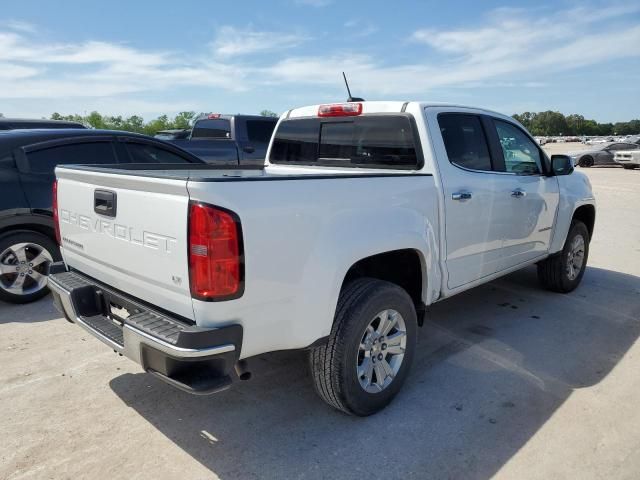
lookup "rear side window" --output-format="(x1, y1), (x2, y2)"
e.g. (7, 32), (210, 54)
(191, 119), (231, 139)
(438, 114), (492, 171)
(270, 115), (420, 169)
(125, 143), (193, 164)
(27, 142), (117, 174)
(246, 120), (276, 143)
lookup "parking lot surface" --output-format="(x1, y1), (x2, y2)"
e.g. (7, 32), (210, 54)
(1, 167), (639, 480)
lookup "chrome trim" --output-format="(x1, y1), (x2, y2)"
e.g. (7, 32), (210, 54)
(123, 324), (234, 358)
(48, 276), (235, 364)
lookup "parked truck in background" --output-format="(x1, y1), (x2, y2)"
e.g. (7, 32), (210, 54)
(49, 101), (596, 416)
(167, 114), (277, 166)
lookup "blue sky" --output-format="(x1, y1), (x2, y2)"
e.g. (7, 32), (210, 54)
(1, 0), (639, 122)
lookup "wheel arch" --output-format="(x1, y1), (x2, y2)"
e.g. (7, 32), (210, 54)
(0, 214), (56, 240)
(572, 204), (595, 241)
(340, 249), (427, 325)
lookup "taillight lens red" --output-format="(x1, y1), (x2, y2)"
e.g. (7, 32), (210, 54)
(318, 103), (362, 117)
(52, 180), (61, 245)
(188, 202), (243, 300)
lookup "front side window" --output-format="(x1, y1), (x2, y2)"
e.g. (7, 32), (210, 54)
(191, 119), (231, 139)
(270, 115), (420, 169)
(494, 120), (542, 174)
(27, 142), (117, 174)
(438, 113), (492, 171)
(125, 143), (192, 164)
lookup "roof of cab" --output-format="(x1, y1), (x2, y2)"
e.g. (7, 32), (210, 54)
(284, 101), (509, 119)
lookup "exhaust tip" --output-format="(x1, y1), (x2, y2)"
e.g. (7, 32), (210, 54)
(234, 360), (251, 381)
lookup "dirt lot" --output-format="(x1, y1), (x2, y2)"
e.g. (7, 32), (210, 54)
(1, 166), (639, 480)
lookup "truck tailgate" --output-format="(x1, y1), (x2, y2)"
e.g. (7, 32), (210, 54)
(55, 167), (194, 320)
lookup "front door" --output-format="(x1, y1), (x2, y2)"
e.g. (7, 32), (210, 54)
(489, 118), (560, 270)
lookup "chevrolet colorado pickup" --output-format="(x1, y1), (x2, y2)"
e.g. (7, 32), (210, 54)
(49, 102), (596, 416)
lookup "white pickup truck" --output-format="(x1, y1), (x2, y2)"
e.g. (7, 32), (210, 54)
(49, 102), (596, 416)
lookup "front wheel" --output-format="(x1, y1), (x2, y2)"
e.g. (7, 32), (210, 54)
(579, 156), (594, 168)
(0, 230), (60, 304)
(622, 164), (637, 170)
(310, 278), (417, 416)
(537, 220), (589, 293)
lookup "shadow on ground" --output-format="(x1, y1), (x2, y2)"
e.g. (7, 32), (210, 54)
(0, 295), (59, 324)
(110, 265), (640, 479)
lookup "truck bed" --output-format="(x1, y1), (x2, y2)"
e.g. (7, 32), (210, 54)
(61, 163), (426, 182)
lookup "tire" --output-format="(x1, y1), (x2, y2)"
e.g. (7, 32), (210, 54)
(537, 220), (589, 293)
(310, 278), (417, 416)
(578, 156), (594, 168)
(0, 230), (60, 304)
(622, 165), (637, 170)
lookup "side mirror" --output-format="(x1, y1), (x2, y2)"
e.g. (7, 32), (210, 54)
(550, 154), (574, 176)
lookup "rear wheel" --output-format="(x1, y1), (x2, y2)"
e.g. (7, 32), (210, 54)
(537, 220), (589, 293)
(0, 230), (60, 304)
(310, 278), (417, 416)
(579, 156), (594, 168)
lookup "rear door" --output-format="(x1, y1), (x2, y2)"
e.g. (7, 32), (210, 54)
(18, 138), (118, 214)
(236, 118), (277, 166)
(429, 111), (505, 289)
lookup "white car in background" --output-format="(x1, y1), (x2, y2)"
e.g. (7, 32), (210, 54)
(614, 149), (640, 169)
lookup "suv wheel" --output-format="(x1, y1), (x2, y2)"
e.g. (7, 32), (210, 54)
(310, 278), (417, 416)
(537, 220), (589, 293)
(0, 230), (60, 304)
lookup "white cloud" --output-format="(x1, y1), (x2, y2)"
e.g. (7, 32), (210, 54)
(211, 26), (306, 58)
(0, 3), (638, 118)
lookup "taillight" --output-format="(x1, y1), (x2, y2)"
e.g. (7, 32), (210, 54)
(318, 103), (362, 117)
(188, 202), (243, 300)
(52, 180), (61, 245)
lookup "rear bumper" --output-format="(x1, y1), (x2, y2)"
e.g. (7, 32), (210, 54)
(48, 262), (243, 395)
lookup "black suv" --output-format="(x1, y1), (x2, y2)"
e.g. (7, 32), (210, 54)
(0, 129), (204, 304)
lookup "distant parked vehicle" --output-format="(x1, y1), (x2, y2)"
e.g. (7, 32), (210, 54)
(0, 118), (86, 130)
(154, 129), (190, 140)
(569, 142), (638, 167)
(0, 129), (204, 304)
(168, 114), (278, 166)
(614, 150), (640, 169)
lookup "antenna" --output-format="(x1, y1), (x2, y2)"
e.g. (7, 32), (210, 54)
(342, 72), (365, 102)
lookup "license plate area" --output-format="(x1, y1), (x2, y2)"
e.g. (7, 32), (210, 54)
(98, 288), (143, 325)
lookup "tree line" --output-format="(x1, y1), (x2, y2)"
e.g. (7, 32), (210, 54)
(47, 109), (279, 136)
(1, 109), (637, 137)
(512, 111), (640, 137)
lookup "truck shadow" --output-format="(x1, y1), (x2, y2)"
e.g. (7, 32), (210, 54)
(109, 265), (640, 479)
(0, 295), (60, 324)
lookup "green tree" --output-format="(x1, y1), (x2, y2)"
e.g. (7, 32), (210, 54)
(260, 109), (279, 118)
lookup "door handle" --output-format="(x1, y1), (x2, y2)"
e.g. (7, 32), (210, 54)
(94, 189), (117, 217)
(511, 189), (526, 198)
(452, 191), (472, 201)
(242, 146), (255, 154)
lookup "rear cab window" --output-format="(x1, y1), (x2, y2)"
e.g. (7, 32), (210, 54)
(270, 115), (422, 169)
(191, 119), (231, 139)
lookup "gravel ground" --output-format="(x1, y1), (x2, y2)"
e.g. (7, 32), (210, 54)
(1, 166), (639, 480)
